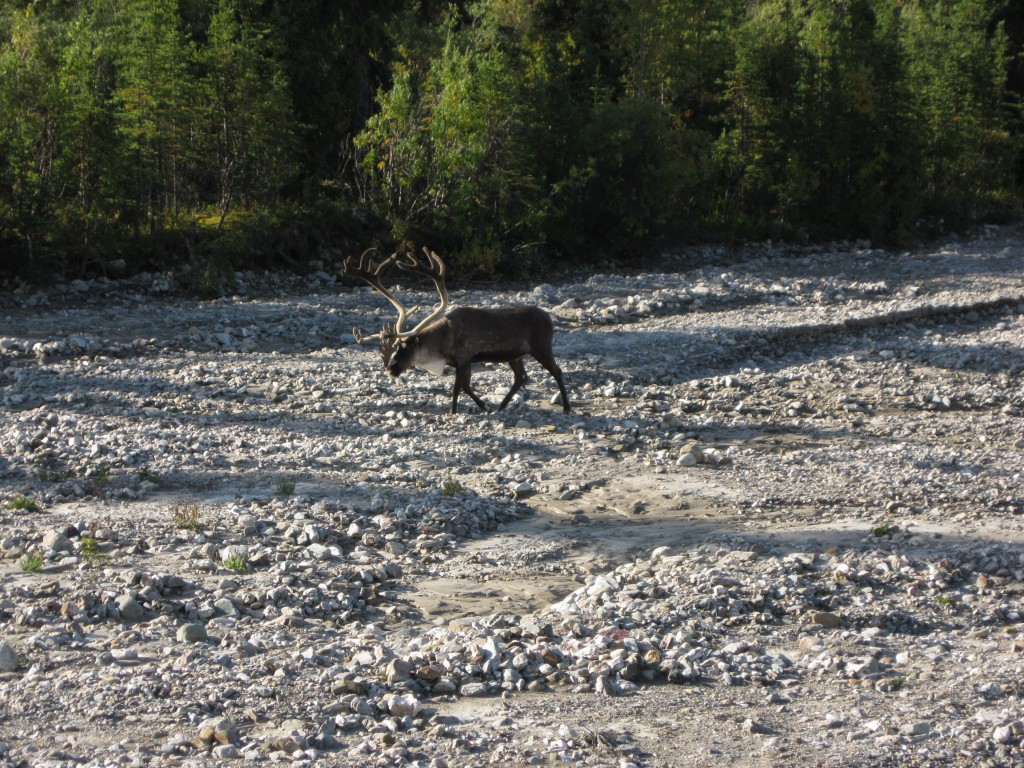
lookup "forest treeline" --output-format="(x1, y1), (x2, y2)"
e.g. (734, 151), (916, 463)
(1, 0), (1021, 287)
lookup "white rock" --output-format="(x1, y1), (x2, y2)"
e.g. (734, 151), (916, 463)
(387, 693), (422, 718)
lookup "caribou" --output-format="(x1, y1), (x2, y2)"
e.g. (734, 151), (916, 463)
(342, 248), (571, 414)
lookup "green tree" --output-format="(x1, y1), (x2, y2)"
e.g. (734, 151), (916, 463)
(900, 0), (1016, 222)
(1, 0), (1023, 280)
(715, 0), (805, 233)
(198, 0), (296, 227)
(716, 0), (921, 241)
(0, 5), (64, 265)
(113, 0), (196, 235)
(358, 7), (546, 271)
(52, 2), (125, 263)
(795, 0), (920, 238)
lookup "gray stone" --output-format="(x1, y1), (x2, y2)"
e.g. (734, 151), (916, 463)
(845, 657), (880, 677)
(386, 693), (422, 718)
(0, 641), (18, 672)
(383, 658), (411, 683)
(810, 611), (841, 629)
(214, 597), (240, 618)
(677, 452), (698, 467)
(213, 744), (240, 759)
(306, 543), (331, 560)
(42, 528), (72, 553)
(433, 679), (458, 694)
(115, 594), (144, 621)
(219, 544), (248, 562)
(177, 623), (208, 644)
(900, 721), (931, 737)
(743, 719), (772, 735)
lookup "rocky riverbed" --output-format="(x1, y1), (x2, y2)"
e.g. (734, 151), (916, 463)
(1, 227), (1024, 768)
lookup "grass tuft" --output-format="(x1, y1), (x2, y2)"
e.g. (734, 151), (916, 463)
(171, 503), (204, 532)
(18, 553), (44, 573)
(223, 554), (250, 574)
(79, 535), (111, 566)
(6, 495), (40, 513)
(871, 522), (896, 537)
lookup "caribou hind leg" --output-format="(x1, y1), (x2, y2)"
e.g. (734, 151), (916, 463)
(532, 351), (571, 413)
(498, 357), (528, 411)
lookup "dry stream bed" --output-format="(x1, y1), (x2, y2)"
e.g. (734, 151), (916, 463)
(2, 229), (1024, 767)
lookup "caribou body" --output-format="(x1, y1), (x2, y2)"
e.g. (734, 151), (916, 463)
(343, 248), (570, 414)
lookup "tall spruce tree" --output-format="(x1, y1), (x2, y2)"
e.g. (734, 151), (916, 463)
(113, 0), (195, 235)
(198, 0), (296, 227)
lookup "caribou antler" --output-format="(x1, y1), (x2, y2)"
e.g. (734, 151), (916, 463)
(344, 247), (450, 344)
(394, 247), (449, 337)
(341, 248), (408, 343)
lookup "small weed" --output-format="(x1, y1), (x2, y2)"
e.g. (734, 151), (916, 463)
(18, 553), (44, 573)
(276, 479), (295, 496)
(90, 464), (111, 487)
(935, 594), (955, 607)
(138, 466), (161, 485)
(871, 522), (896, 537)
(442, 479), (463, 497)
(5, 495), (40, 513)
(223, 554), (250, 574)
(80, 536), (111, 566)
(171, 503), (204, 532)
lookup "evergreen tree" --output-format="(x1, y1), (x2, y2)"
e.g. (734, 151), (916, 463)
(715, 0), (806, 234)
(113, 0), (196, 235)
(198, 0), (296, 227)
(0, 0), (1022, 279)
(357, 6), (545, 270)
(52, 1), (124, 258)
(0, 4), (64, 260)
(900, 0), (1016, 222)
(717, 0), (923, 241)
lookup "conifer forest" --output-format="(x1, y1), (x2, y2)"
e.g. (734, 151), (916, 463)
(1, 0), (1021, 285)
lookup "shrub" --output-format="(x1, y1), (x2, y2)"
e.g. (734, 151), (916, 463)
(6, 495), (41, 513)
(18, 553), (44, 573)
(223, 554), (250, 574)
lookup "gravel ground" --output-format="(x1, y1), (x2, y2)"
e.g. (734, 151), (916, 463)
(1, 226), (1023, 768)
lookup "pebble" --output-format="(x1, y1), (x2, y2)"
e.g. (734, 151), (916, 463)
(197, 716), (238, 745)
(811, 611), (842, 628)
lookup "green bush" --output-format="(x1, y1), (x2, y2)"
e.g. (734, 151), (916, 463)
(5, 496), (41, 513)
